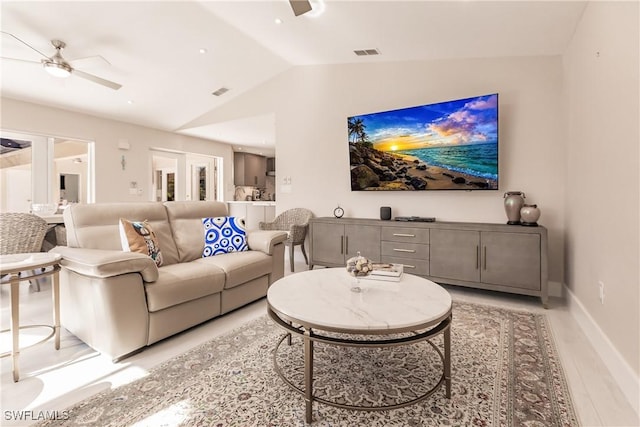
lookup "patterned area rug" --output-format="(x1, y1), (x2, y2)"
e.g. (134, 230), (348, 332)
(38, 301), (579, 426)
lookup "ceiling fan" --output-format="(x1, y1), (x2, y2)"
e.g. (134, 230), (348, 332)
(289, 0), (313, 16)
(0, 31), (122, 90)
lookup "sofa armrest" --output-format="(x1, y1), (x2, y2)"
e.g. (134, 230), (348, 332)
(50, 246), (159, 282)
(246, 230), (287, 255)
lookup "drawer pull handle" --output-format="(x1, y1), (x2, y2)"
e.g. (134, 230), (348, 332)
(403, 264), (416, 269)
(393, 248), (416, 253)
(393, 233), (415, 237)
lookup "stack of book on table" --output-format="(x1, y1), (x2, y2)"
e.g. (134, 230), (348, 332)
(365, 263), (404, 282)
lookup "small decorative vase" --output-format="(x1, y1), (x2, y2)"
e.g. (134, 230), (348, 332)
(520, 204), (541, 226)
(504, 191), (526, 225)
(346, 251), (372, 293)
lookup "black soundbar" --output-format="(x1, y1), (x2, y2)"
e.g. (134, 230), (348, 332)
(394, 216), (436, 222)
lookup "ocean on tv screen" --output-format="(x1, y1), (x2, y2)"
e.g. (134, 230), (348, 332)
(348, 93), (499, 191)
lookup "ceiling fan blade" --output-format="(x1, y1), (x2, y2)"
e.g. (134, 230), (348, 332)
(73, 69), (122, 90)
(0, 31), (50, 59)
(289, 0), (312, 16)
(69, 55), (111, 69)
(0, 56), (40, 65)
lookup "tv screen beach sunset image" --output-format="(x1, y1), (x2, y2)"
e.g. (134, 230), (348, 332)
(348, 94), (498, 191)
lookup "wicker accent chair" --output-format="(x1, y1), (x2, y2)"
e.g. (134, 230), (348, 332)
(0, 212), (49, 291)
(259, 208), (314, 272)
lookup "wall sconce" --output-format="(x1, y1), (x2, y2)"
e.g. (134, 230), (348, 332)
(118, 139), (129, 170)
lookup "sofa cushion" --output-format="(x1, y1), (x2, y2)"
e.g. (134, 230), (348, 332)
(64, 202), (180, 266)
(194, 250), (272, 289)
(145, 262), (226, 312)
(164, 201), (229, 263)
(119, 219), (163, 266)
(202, 216), (248, 256)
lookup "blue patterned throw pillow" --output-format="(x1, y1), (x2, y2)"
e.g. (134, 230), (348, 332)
(202, 216), (248, 257)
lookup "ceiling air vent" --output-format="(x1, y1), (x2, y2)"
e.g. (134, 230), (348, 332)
(212, 87), (229, 97)
(354, 49), (380, 56)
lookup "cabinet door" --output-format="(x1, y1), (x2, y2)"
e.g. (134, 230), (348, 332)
(311, 222), (345, 266)
(481, 232), (540, 290)
(345, 224), (381, 262)
(429, 229), (480, 282)
(245, 204), (266, 231)
(244, 154), (266, 188)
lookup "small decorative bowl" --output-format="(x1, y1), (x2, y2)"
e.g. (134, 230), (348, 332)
(346, 251), (372, 283)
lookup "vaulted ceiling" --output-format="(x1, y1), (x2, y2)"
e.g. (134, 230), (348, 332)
(1, 1), (586, 155)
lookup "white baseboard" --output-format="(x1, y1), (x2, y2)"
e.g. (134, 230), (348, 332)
(565, 285), (640, 417)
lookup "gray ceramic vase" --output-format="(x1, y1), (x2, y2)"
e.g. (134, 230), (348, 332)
(520, 204), (541, 226)
(504, 191), (526, 225)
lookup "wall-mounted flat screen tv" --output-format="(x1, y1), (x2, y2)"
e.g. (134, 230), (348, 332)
(348, 93), (498, 191)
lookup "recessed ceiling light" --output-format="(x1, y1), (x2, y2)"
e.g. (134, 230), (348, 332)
(274, 18), (283, 24)
(127, 100), (134, 105)
(199, 48), (207, 54)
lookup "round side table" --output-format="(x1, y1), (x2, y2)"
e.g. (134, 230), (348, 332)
(0, 253), (62, 382)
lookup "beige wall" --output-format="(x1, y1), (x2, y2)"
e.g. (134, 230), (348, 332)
(563, 1), (639, 377)
(198, 55), (567, 285)
(0, 98), (236, 203)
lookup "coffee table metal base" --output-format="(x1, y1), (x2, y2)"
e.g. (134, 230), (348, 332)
(268, 307), (452, 424)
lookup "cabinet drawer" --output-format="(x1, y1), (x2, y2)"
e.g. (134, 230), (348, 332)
(380, 256), (429, 276)
(381, 241), (429, 259)
(381, 227), (429, 244)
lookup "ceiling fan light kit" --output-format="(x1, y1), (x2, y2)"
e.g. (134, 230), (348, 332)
(1, 32), (121, 90)
(43, 61), (71, 78)
(43, 39), (71, 78)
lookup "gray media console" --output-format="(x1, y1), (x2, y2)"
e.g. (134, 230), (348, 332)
(308, 217), (548, 307)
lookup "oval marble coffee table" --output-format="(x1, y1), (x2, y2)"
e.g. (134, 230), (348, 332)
(267, 268), (452, 424)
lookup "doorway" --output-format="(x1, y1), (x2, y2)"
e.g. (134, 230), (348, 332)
(0, 131), (94, 212)
(59, 173), (80, 203)
(186, 154), (220, 201)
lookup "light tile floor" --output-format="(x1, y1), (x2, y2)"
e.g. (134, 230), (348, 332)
(1, 247), (638, 426)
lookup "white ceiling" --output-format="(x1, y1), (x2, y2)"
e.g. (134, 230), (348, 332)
(1, 1), (586, 156)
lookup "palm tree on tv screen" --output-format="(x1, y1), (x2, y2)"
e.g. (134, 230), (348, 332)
(348, 117), (371, 146)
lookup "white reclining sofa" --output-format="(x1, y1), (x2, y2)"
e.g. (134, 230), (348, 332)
(52, 201), (287, 361)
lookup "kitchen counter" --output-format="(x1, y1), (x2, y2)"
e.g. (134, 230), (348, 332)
(227, 201), (276, 230)
(227, 201), (276, 206)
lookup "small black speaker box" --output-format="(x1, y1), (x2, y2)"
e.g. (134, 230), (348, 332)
(380, 206), (392, 220)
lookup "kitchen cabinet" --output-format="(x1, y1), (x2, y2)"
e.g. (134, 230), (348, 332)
(309, 221), (381, 267)
(308, 217), (548, 306)
(266, 157), (276, 176)
(234, 153), (266, 187)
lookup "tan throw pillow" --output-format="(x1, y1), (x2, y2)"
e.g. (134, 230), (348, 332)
(119, 219), (163, 267)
